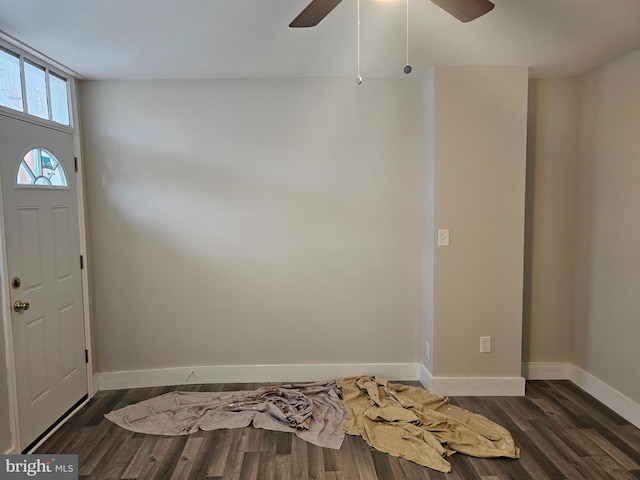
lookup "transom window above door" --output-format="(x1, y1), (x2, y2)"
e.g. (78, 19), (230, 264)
(0, 45), (71, 127)
(17, 148), (68, 187)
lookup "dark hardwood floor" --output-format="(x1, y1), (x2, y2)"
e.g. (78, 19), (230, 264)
(35, 380), (640, 479)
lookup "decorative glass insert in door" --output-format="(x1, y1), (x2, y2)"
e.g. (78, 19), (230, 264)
(17, 148), (68, 187)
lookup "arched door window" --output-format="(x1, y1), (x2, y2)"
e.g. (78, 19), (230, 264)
(17, 148), (68, 187)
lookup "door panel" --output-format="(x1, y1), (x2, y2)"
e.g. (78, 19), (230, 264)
(52, 207), (72, 281)
(25, 316), (49, 402)
(0, 113), (87, 449)
(16, 208), (44, 292)
(58, 304), (78, 379)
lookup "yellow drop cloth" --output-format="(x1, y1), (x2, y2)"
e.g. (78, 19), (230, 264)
(337, 376), (520, 473)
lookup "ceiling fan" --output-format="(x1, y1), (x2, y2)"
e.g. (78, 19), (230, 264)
(289, 0), (495, 27)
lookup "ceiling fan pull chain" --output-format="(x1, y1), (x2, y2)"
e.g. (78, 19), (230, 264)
(404, 0), (412, 74)
(356, 0), (362, 84)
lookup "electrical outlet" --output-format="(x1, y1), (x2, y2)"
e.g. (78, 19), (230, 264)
(425, 341), (430, 360)
(480, 336), (491, 353)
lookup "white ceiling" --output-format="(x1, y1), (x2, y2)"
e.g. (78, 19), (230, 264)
(1, 0), (640, 80)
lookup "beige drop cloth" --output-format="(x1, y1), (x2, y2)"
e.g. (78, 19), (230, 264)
(337, 376), (520, 473)
(105, 381), (345, 449)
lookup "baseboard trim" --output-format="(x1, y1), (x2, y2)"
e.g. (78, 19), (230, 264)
(98, 361), (640, 425)
(522, 361), (571, 380)
(97, 363), (421, 391)
(569, 365), (640, 430)
(431, 376), (526, 396)
(91, 373), (99, 396)
(4, 446), (18, 455)
(418, 364), (525, 396)
(100, 362), (526, 396)
(522, 362), (640, 430)
(419, 364), (433, 392)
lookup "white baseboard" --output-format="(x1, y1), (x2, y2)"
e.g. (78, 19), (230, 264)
(522, 361), (571, 380)
(98, 361), (640, 427)
(97, 363), (421, 391)
(101, 362), (526, 396)
(522, 362), (640, 430)
(569, 365), (640, 430)
(419, 364), (525, 396)
(92, 374), (99, 395)
(419, 364), (433, 391)
(4, 446), (17, 454)
(430, 376), (526, 396)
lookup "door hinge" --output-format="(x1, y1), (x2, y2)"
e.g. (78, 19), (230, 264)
(85, 349), (89, 364)
(80, 255), (84, 270)
(74, 157), (78, 172)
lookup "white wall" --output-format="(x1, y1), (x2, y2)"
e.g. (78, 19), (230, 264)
(423, 66), (529, 391)
(525, 48), (640, 413)
(78, 53), (639, 405)
(79, 78), (422, 378)
(524, 77), (578, 363)
(573, 48), (640, 404)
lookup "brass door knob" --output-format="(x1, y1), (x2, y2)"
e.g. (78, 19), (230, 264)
(13, 300), (30, 312)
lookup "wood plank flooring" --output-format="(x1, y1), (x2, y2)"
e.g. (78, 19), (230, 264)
(35, 380), (640, 479)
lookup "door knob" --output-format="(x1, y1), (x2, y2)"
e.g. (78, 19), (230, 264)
(14, 300), (30, 312)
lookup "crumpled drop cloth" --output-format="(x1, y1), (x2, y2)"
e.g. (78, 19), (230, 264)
(105, 381), (346, 449)
(337, 376), (520, 473)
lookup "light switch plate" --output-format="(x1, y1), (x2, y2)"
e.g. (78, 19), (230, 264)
(437, 229), (450, 247)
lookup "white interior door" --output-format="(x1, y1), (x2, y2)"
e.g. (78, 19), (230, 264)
(0, 113), (87, 449)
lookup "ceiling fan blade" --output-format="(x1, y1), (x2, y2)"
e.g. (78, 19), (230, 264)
(289, 0), (344, 28)
(430, 0), (495, 22)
